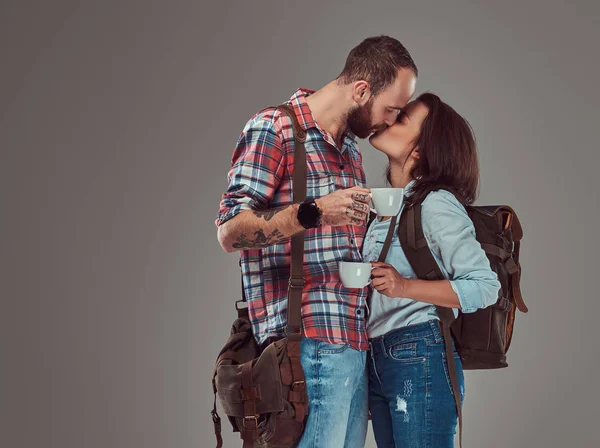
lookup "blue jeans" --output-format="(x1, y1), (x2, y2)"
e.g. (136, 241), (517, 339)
(368, 320), (465, 448)
(294, 337), (368, 448)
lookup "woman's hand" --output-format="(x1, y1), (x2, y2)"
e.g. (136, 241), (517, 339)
(370, 262), (463, 308)
(370, 261), (409, 298)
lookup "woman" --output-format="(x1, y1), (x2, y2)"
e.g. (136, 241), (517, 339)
(363, 93), (501, 447)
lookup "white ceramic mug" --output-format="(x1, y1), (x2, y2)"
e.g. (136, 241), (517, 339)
(370, 188), (404, 216)
(339, 261), (374, 288)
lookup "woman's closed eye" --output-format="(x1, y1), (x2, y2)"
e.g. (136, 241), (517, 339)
(397, 110), (408, 123)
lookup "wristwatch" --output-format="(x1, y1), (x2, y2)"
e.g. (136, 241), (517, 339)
(297, 199), (322, 229)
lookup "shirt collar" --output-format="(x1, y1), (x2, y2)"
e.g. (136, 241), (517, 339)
(288, 88), (317, 130)
(404, 178), (417, 196)
(288, 88), (357, 153)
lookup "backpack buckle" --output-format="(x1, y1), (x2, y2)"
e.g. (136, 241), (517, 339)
(497, 232), (515, 256)
(288, 277), (306, 289)
(235, 300), (248, 311)
(496, 297), (512, 312)
(243, 415), (259, 429)
(285, 326), (302, 335)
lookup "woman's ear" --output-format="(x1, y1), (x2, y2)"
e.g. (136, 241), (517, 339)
(412, 148), (421, 159)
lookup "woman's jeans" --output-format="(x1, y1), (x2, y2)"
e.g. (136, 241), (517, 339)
(368, 320), (465, 448)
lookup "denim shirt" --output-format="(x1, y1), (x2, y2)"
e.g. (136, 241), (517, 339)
(363, 180), (501, 339)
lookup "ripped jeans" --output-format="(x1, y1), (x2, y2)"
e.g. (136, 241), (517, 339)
(367, 320), (465, 448)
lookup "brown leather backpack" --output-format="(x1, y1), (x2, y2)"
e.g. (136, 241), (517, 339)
(374, 196), (529, 448)
(211, 104), (309, 448)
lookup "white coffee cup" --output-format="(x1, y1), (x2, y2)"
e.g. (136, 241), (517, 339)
(339, 261), (374, 288)
(370, 188), (404, 216)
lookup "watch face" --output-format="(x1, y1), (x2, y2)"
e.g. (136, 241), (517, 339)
(299, 200), (319, 229)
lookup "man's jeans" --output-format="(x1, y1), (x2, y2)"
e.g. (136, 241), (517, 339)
(295, 337), (368, 448)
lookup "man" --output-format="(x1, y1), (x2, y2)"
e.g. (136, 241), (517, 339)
(216, 35), (417, 447)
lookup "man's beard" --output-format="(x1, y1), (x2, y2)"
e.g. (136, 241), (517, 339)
(346, 98), (385, 139)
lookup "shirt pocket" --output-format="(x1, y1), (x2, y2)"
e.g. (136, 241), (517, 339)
(363, 238), (383, 262)
(306, 173), (335, 200)
(372, 236), (401, 262)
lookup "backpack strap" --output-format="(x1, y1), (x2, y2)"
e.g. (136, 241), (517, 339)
(216, 103), (308, 448)
(276, 103), (308, 338)
(367, 210), (377, 229)
(477, 205), (528, 314)
(507, 241), (527, 312)
(398, 200), (464, 448)
(234, 102), (308, 329)
(271, 103), (308, 429)
(377, 215), (398, 263)
(364, 213), (399, 328)
(504, 208), (528, 313)
(211, 371), (223, 448)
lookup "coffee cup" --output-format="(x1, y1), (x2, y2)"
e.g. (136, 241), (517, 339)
(339, 261), (374, 288)
(369, 188), (404, 216)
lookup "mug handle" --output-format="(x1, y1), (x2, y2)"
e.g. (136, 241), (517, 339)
(368, 193), (378, 215)
(366, 264), (376, 285)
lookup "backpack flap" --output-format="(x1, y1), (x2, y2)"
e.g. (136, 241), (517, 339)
(215, 342), (285, 417)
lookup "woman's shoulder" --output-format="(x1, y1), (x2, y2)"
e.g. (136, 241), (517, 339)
(419, 189), (475, 243)
(421, 188), (467, 215)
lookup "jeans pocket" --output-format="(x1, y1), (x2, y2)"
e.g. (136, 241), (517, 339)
(317, 341), (350, 354)
(441, 350), (465, 404)
(388, 342), (425, 363)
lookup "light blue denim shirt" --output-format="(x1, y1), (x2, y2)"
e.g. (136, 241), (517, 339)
(363, 180), (501, 339)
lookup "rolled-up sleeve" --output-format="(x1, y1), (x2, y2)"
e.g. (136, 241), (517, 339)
(215, 112), (285, 227)
(421, 190), (501, 313)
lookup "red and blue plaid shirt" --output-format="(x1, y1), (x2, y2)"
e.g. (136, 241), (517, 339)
(216, 88), (369, 350)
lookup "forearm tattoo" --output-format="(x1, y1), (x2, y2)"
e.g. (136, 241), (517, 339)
(252, 205), (290, 222)
(232, 228), (287, 249)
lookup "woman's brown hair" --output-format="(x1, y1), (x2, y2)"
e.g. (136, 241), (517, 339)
(387, 92), (479, 206)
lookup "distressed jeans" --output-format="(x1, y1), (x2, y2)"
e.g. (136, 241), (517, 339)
(294, 337), (369, 448)
(367, 320), (465, 448)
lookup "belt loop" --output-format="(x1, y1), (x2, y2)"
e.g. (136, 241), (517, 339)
(432, 319), (443, 343)
(368, 339), (384, 386)
(379, 336), (389, 359)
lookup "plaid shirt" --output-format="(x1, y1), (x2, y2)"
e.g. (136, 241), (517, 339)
(216, 88), (369, 351)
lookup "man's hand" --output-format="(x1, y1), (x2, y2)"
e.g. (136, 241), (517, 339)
(315, 186), (371, 226)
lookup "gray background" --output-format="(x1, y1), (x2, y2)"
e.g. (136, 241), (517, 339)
(2, 0), (598, 447)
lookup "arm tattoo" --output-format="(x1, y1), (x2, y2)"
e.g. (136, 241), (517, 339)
(232, 228), (287, 249)
(252, 205), (290, 222)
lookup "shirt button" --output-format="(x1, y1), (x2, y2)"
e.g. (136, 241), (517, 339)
(339, 164), (345, 170)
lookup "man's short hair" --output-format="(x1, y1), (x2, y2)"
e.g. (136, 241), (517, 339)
(337, 35), (418, 97)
